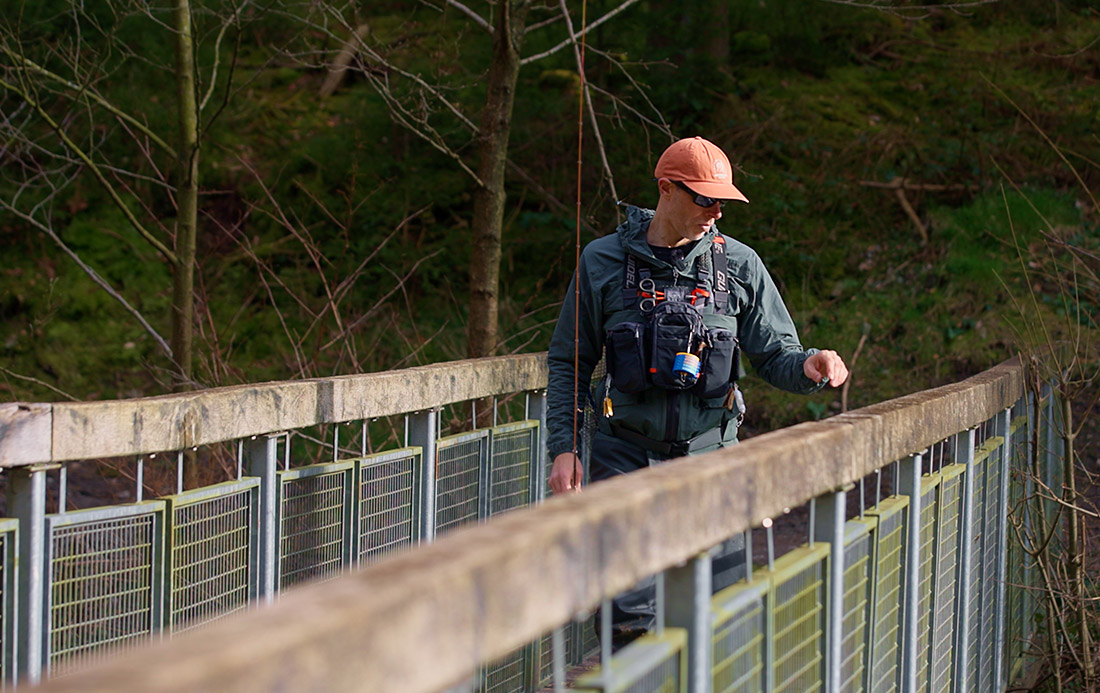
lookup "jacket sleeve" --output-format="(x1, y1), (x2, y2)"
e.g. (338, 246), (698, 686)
(546, 251), (605, 458)
(736, 253), (824, 395)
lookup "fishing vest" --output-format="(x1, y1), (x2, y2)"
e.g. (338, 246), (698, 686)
(605, 236), (740, 400)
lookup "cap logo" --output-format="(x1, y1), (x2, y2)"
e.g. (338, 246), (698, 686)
(712, 158), (728, 180)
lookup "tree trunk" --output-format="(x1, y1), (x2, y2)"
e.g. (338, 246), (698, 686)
(172, 0), (198, 392)
(466, 0), (529, 360)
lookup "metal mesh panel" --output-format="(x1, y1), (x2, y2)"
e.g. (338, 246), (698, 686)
(914, 480), (939, 691)
(840, 523), (872, 693)
(489, 422), (538, 516)
(768, 544), (828, 693)
(574, 629), (686, 693)
(278, 463), (354, 589)
(865, 496), (908, 693)
(436, 431), (489, 534)
(981, 435), (1005, 692)
(929, 465), (964, 692)
(0, 519), (16, 686)
(580, 612), (601, 662)
(166, 481), (257, 634)
(967, 442), (992, 686)
(711, 581), (767, 693)
(481, 644), (531, 693)
(538, 625), (576, 687)
(621, 656), (681, 693)
(47, 505), (163, 676)
(1006, 417), (1028, 678)
(358, 449), (421, 564)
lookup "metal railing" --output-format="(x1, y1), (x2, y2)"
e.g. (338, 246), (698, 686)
(0, 355), (1060, 692)
(0, 354), (553, 685)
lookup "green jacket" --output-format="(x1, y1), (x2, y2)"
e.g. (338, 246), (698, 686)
(546, 206), (823, 458)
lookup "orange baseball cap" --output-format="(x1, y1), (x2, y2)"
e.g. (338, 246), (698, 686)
(654, 136), (749, 203)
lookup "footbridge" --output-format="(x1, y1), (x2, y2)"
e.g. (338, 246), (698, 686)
(0, 353), (1060, 692)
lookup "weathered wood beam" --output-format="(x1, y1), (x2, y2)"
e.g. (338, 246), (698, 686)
(36, 357), (1024, 693)
(0, 353), (547, 466)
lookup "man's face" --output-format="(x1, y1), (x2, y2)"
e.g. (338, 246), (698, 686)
(664, 180), (724, 244)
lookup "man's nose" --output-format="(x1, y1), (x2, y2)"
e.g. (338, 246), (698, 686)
(709, 203), (722, 219)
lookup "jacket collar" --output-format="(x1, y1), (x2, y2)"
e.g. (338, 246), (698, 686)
(616, 205), (716, 268)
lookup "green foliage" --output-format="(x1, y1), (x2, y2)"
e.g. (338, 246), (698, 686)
(2, 0), (1099, 422)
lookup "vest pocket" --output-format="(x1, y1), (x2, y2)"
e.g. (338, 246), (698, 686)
(693, 327), (738, 399)
(606, 322), (649, 393)
(650, 326), (695, 390)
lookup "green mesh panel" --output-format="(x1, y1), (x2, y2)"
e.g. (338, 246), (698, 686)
(864, 495), (908, 693)
(436, 430), (490, 535)
(165, 480), (257, 634)
(840, 522), (872, 693)
(765, 544), (828, 693)
(0, 519), (15, 686)
(489, 422), (539, 516)
(278, 462), (354, 589)
(47, 505), (163, 677)
(929, 465), (964, 692)
(481, 643), (531, 693)
(574, 629), (686, 693)
(357, 448), (421, 564)
(981, 435), (1005, 692)
(538, 625), (576, 688)
(914, 478), (940, 691)
(711, 580), (767, 693)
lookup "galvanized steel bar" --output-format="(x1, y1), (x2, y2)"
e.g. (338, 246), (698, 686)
(247, 434), (279, 603)
(666, 553), (711, 693)
(550, 626), (565, 693)
(527, 391), (548, 503)
(409, 410), (438, 543)
(898, 452), (923, 693)
(9, 464), (50, 684)
(57, 465), (66, 515)
(953, 428), (976, 693)
(813, 489), (847, 693)
(993, 406), (1012, 691)
(137, 455), (145, 502)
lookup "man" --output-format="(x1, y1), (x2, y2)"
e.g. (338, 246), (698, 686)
(544, 136), (848, 637)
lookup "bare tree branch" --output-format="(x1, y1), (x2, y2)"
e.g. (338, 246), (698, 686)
(0, 76), (179, 263)
(0, 366), (80, 401)
(556, 0), (619, 207)
(0, 44), (176, 155)
(0, 198), (174, 359)
(521, 0), (642, 65)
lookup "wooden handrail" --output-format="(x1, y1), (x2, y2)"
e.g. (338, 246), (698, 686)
(35, 356), (1025, 692)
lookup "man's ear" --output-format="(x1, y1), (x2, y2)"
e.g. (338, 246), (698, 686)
(656, 178), (674, 198)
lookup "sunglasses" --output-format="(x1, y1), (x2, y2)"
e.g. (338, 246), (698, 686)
(672, 181), (728, 208)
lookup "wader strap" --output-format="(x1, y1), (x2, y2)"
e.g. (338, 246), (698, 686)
(607, 420), (725, 458)
(621, 237), (728, 312)
(621, 254), (650, 310)
(711, 235), (729, 311)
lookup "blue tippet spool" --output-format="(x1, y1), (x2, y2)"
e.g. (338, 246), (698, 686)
(673, 352), (701, 379)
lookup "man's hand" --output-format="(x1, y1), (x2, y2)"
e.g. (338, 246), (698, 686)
(548, 452), (584, 494)
(804, 350), (849, 387)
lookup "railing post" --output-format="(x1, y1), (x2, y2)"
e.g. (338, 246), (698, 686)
(409, 409), (438, 543)
(953, 428), (977, 693)
(993, 406), (1012, 691)
(9, 464), (52, 684)
(814, 488), (847, 693)
(248, 434), (279, 603)
(527, 390), (548, 502)
(898, 451), (923, 693)
(666, 552), (712, 693)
